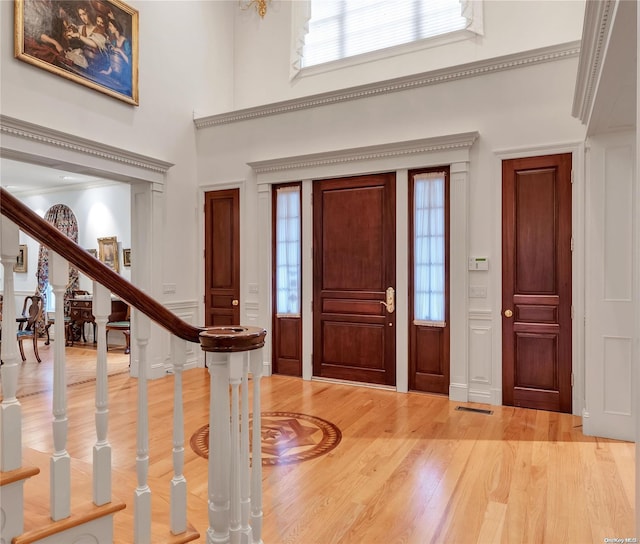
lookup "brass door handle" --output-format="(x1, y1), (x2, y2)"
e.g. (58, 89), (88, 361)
(379, 287), (395, 314)
(504, 309), (513, 318)
(232, 299), (239, 306)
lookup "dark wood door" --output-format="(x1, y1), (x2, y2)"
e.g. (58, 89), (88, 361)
(502, 153), (572, 413)
(313, 174), (396, 386)
(204, 189), (240, 326)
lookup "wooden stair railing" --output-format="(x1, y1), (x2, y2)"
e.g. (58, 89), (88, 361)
(1, 187), (266, 544)
(0, 187), (203, 343)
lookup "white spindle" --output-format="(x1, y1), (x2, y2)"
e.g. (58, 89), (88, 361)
(250, 348), (264, 544)
(170, 336), (188, 535)
(208, 352), (231, 544)
(50, 252), (71, 521)
(229, 352), (243, 543)
(240, 353), (252, 543)
(134, 310), (152, 543)
(93, 283), (112, 505)
(0, 217), (21, 473)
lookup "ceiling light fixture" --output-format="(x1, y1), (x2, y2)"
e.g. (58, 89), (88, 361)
(239, 0), (269, 18)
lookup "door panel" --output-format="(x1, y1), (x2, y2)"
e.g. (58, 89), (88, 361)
(204, 189), (240, 326)
(313, 174), (396, 386)
(502, 154), (572, 413)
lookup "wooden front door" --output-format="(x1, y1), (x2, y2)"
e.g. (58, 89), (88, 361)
(204, 189), (240, 326)
(502, 153), (572, 413)
(313, 174), (396, 386)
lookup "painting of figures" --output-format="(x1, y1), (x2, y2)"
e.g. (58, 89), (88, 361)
(15, 0), (139, 105)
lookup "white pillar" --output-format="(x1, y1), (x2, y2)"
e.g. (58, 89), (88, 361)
(208, 352), (231, 544)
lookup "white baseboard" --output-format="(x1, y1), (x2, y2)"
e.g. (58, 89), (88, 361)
(449, 383), (468, 402)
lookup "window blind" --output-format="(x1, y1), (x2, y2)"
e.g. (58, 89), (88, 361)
(302, 0), (471, 68)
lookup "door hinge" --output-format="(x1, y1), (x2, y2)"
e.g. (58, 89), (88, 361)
(570, 237), (574, 251)
(571, 170), (574, 184)
(571, 305), (574, 319)
(571, 372), (574, 387)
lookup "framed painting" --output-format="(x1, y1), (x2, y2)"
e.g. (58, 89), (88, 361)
(14, 244), (28, 273)
(14, 0), (139, 105)
(98, 236), (119, 272)
(122, 248), (131, 267)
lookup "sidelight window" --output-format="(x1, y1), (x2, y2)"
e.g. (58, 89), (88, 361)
(274, 185), (301, 316)
(413, 172), (446, 326)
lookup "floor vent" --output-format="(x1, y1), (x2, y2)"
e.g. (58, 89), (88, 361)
(455, 406), (493, 415)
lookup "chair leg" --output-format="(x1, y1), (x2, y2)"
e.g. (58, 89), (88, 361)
(18, 339), (26, 362)
(124, 331), (130, 355)
(33, 336), (41, 363)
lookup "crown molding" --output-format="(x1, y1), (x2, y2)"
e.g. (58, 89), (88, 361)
(196, 41), (580, 129)
(571, 0), (615, 124)
(248, 131), (478, 183)
(1, 115), (173, 182)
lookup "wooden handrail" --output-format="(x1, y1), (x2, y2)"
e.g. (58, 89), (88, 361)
(1, 187), (204, 343)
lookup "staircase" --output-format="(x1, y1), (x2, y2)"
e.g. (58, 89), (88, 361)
(0, 187), (266, 543)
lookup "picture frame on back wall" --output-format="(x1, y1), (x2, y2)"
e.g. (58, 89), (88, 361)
(14, 244), (27, 273)
(14, 0), (139, 105)
(98, 236), (119, 272)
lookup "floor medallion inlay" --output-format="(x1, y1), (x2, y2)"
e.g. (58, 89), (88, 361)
(190, 411), (342, 466)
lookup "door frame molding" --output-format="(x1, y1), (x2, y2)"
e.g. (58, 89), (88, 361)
(494, 142), (585, 416)
(249, 133), (477, 392)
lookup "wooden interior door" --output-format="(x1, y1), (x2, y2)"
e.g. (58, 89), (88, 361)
(502, 153), (572, 413)
(313, 174), (396, 386)
(204, 189), (240, 326)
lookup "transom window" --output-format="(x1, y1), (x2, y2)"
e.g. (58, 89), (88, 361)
(301, 0), (481, 69)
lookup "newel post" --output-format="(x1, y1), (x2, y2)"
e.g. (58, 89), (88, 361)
(199, 326), (266, 544)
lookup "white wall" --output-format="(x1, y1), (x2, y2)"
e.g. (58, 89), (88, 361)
(584, 130), (636, 441)
(0, 0), (231, 306)
(228, 0), (585, 110)
(196, 48), (587, 408)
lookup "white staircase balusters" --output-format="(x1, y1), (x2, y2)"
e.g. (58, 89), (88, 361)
(134, 310), (152, 543)
(208, 352), (231, 544)
(0, 217), (21, 472)
(170, 335), (188, 535)
(93, 283), (113, 506)
(229, 352), (243, 543)
(240, 352), (252, 543)
(50, 251), (71, 521)
(0, 218), (25, 543)
(250, 348), (264, 544)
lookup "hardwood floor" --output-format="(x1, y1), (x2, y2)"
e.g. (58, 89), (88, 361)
(8, 344), (636, 543)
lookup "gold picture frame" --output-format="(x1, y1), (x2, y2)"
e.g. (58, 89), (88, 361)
(14, 0), (139, 105)
(14, 244), (28, 273)
(122, 248), (131, 267)
(98, 236), (119, 272)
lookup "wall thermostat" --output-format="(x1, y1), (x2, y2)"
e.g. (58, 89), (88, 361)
(468, 257), (489, 271)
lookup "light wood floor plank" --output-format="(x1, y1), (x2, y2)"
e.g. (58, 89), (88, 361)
(6, 346), (636, 543)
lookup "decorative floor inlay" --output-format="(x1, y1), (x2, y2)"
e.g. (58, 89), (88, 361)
(190, 411), (342, 466)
